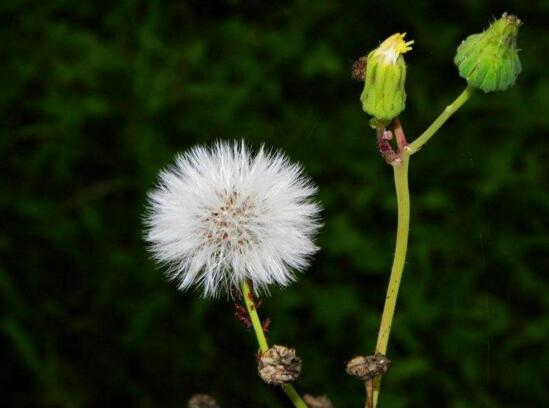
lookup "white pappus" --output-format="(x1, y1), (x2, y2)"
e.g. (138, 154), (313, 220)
(144, 140), (322, 298)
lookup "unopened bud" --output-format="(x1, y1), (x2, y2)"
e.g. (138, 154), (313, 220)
(454, 12), (522, 92)
(258, 345), (302, 385)
(346, 353), (391, 381)
(360, 33), (413, 121)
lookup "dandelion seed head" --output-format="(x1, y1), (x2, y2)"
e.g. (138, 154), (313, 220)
(144, 141), (321, 298)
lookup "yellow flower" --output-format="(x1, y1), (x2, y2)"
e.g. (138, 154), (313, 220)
(360, 33), (413, 121)
(372, 33), (414, 64)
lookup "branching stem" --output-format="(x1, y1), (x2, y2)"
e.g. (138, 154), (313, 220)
(407, 85), (474, 153)
(370, 86), (473, 406)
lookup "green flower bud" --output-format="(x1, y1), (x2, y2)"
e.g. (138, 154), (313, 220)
(454, 13), (522, 93)
(360, 33), (413, 122)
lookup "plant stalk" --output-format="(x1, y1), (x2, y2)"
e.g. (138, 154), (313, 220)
(240, 279), (308, 408)
(371, 153), (410, 407)
(369, 86), (473, 406)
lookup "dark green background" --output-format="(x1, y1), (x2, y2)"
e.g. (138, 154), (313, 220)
(2, 0), (548, 407)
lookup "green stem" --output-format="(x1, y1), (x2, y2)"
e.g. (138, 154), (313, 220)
(241, 279), (268, 353)
(281, 384), (308, 408)
(371, 154), (410, 407)
(240, 280), (308, 408)
(406, 85), (474, 154)
(369, 86), (472, 407)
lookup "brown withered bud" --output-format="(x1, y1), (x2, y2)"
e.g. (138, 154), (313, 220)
(258, 345), (302, 385)
(352, 57), (367, 82)
(187, 394), (220, 408)
(345, 352), (391, 381)
(303, 394), (335, 408)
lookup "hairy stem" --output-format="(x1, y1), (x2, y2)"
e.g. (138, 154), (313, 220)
(371, 154), (410, 407)
(240, 280), (308, 408)
(407, 85), (474, 153)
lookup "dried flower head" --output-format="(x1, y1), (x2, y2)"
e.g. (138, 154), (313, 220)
(346, 352), (391, 381)
(303, 394), (334, 408)
(351, 56), (367, 81)
(258, 344), (302, 385)
(187, 394), (220, 408)
(145, 141), (321, 297)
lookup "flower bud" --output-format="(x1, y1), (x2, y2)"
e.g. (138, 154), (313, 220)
(258, 345), (302, 385)
(360, 33), (413, 121)
(454, 12), (522, 93)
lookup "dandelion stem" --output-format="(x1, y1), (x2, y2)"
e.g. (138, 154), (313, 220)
(281, 384), (308, 408)
(406, 85), (474, 153)
(241, 279), (269, 353)
(371, 152), (410, 407)
(240, 279), (308, 408)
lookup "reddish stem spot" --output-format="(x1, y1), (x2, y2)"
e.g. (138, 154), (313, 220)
(261, 318), (271, 333)
(392, 117), (408, 151)
(234, 303), (252, 328)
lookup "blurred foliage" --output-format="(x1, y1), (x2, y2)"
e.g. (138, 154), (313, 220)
(1, 0), (548, 407)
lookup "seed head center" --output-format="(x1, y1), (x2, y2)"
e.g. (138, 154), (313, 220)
(205, 191), (257, 248)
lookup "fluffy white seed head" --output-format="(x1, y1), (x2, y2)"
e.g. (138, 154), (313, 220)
(144, 141), (321, 298)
